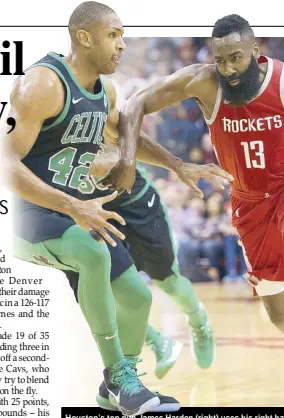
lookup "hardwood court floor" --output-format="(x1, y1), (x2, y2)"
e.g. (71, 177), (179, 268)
(51, 275), (284, 409)
(141, 280), (284, 407)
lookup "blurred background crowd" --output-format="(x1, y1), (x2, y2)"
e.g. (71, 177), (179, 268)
(110, 37), (283, 283)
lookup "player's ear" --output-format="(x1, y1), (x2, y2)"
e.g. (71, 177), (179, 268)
(253, 42), (260, 59)
(77, 30), (92, 48)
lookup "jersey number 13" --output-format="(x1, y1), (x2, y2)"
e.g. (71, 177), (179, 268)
(240, 141), (265, 169)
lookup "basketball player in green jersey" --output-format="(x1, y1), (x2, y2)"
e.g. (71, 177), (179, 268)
(66, 79), (227, 384)
(2, 2), (233, 414)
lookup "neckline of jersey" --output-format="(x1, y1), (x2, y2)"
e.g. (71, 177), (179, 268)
(48, 51), (104, 100)
(255, 55), (274, 100)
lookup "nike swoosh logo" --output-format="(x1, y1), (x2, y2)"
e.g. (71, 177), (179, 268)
(108, 389), (120, 405)
(167, 341), (183, 363)
(72, 97), (83, 104)
(148, 194), (156, 207)
(105, 330), (118, 340)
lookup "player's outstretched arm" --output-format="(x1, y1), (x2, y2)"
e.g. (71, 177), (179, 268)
(101, 64), (214, 192)
(120, 64), (214, 144)
(0, 69), (126, 245)
(135, 131), (234, 198)
(93, 129), (234, 198)
(95, 74), (233, 197)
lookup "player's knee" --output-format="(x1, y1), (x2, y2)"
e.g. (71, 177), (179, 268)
(143, 285), (152, 307)
(74, 237), (111, 270)
(64, 226), (111, 267)
(156, 274), (179, 296)
(269, 315), (284, 334)
(85, 241), (110, 266)
(261, 293), (284, 334)
(128, 285), (152, 313)
(132, 283), (152, 312)
(137, 286), (152, 314)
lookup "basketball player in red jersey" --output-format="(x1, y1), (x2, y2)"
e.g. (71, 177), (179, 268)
(102, 14), (284, 334)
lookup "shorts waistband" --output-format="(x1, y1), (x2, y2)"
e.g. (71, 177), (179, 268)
(231, 187), (278, 203)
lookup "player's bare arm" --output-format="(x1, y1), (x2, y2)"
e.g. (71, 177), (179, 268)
(97, 76), (185, 177)
(93, 75), (233, 197)
(135, 131), (234, 198)
(99, 75), (136, 193)
(122, 63), (219, 139)
(99, 77), (190, 190)
(127, 64), (217, 115)
(1, 68), (126, 246)
(93, 130), (233, 198)
(97, 75), (232, 196)
(1, 67), (70, 211)
(102, 64), (219, 191)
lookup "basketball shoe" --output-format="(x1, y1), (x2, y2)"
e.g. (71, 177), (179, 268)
(97, 381), (180, 412)
(147, 335), (183, 379)
(188, 304), (214, 369)
(103, 358), (159, 416)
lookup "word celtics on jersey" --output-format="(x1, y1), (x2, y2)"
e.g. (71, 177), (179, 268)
(22, 52), (110, 199)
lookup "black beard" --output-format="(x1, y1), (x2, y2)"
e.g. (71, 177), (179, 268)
(216, 56), (262, 106)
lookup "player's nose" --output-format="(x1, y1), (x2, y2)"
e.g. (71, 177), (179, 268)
(118, 37), (126, 51)
(224, 63), (237, 77)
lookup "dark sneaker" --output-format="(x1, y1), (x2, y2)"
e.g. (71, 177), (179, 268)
(97, 381), (180, 412)
(103, 358), (160, 416)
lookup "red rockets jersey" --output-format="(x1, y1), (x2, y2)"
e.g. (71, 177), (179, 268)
(207, 56), (284, 195)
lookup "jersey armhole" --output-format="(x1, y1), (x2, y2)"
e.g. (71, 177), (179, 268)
(26, 63), (71, 132)
(280, 65), (284, 107)
(204, 85), (222, 125)
(100, 77), (111, 115)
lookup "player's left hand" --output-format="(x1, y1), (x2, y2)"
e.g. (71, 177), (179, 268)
(175, 162), (234, 198)
(97, 158), (136, 194)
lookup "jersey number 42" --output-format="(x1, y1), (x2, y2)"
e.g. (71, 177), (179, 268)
(48, 147), (97, 194)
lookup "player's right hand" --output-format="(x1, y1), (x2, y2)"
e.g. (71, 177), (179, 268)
(98, 158), (136, 194)
(175, 162), (234, 198)
(90, 150), (119, 180)
(68, 191), (126, 247)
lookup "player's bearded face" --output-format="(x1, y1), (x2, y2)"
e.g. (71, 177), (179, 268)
(216, 55), (261, 106)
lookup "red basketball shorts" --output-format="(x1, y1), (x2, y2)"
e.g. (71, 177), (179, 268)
(231, 187), (284, 294)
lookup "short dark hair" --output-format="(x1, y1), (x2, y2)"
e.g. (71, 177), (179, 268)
(212, 14), (254, 40)
(69, 1), (115, 41)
